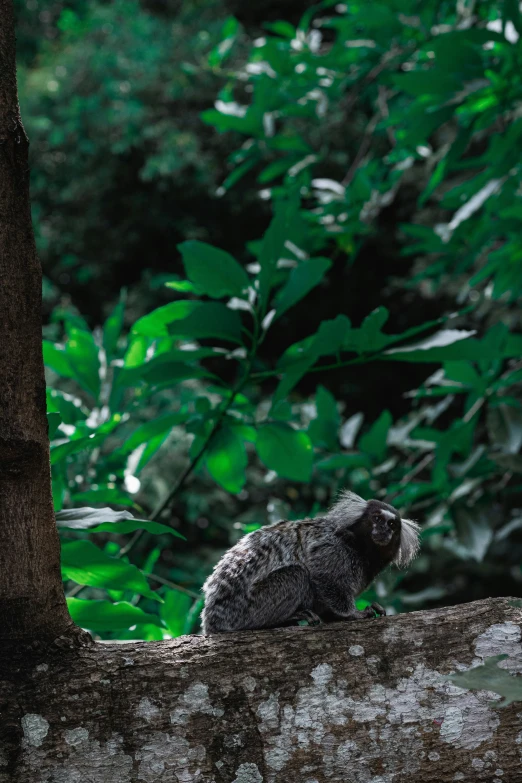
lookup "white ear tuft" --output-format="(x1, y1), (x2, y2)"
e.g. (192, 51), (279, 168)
(329, 489), (368, 526)
(394, 518), (421, 568)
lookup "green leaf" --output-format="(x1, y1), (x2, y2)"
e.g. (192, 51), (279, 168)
(55, 507), (185, 538)
(359, 411), (392, 460)
(384, 329), (477, 362)
(62, 540), (161, 601)
(178, 240), (250, 298)
(308, 385), (339, 450)
(208, 16), (239, 67)
(447, 655), (522, 707)
(65, 328), (101, 399)
(117, 358), (211, 390)
(264, 20), (296, 38)
(103, 290), (126, 358)
(132, 301), (200, 337)
(91, 520), (184, 538)
(275, 314), (352, 401)
(168, 302), (244, 344)
(341, 307), (392, 354)
(392, 69), (461, 97)
(43, 341), (75, 379)
(67, 598), (163, 631)
(119, 413), (189, 454)
(274, 257), (331, 318)
(256, 423), (313, 481)
(205, 427), (247, 493)
(258, 192), (300, 312)
(50, 433), (107, 465)
(160, 590), (194, 638)
(56, 506), (138, 529)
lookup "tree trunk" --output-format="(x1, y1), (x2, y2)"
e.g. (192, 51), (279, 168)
(0, 0), (73, 641)
(1, 597), (521, 783)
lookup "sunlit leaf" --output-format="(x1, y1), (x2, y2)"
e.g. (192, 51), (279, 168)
(62, 540), (161, 601)
(67, 599), (163, 631)
(274, 257), (331, 318)
(205, 427), (247, 493)
(256, 423), (313, 481)
(178, 240), (250, 298)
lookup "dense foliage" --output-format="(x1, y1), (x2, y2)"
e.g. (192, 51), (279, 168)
(16, 0), (522, 639)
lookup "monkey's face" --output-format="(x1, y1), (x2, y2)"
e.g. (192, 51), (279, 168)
(366, 500), (401, 549)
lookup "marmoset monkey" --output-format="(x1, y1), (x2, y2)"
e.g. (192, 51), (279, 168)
(201, 491), (420, 634)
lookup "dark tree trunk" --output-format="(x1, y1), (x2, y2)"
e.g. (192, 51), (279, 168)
(0, 0), (73, 641)
(1, 598), (521, 782)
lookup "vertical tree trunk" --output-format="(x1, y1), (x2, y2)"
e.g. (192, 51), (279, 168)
(0, 0), (74, 642)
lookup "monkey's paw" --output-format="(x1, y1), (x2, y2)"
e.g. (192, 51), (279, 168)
(370, 602), (386, 617)
(290, 610), (323, 627)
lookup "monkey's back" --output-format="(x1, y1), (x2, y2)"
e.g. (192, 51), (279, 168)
(201, 516), (331, 632)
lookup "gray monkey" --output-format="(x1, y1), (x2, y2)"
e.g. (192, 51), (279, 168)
(201, 490), (420, 634)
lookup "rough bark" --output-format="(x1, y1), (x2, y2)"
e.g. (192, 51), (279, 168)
(1, 597), (521, 783)
(0, 0), (73, 641)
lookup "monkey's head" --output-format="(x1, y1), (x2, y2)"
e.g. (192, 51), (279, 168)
(331, 491), (420, 567)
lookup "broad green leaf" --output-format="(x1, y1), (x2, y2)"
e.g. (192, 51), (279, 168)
(178, 240), (250, 298)
(65, 328), (101, 399)
(62, 540), (161, 601)
(71, 488), (137, 508)
(43, 341), (75, 379)
(348, 307), (391, 354)
(91, 520), (184, 538)
(67, 598), (163, 631)
(55, 507), (185, 538)
(264, 20), (296, 38)
(51, 432), (107, 465)
(274, 314), (352, 401)
(208, 16), (240, 67)
(132, 301), (200, 337)
(258, 192), (300, 312)
(56, 506), (145, 529)
(256, 423), (313, 481)
(46, 388), (88, 424)
(274, 257), (331, 318)
(168, 302), (244, 344)
(308, 385), (339, 450)
(103, 291), (126, 358)
(205, 427), (247, 493)
(392, 70), (461, 97)
(384, 329), (477, 362)
(447, 655), (522, 707)
(116, 358), (211, 389)
(160, 590), (194, 638)
(119, 413), (189, 454)
(124, 334), (149, 367)
(359, 411), (392, 460)
(443, 361), (482, 388)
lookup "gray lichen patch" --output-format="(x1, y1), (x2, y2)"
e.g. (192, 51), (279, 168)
(64, 728), (89, 746)
(21, 714), (49, 748)
(232, 762), (264, 783)
(170, 681), (224, 726)
(136, 698), (160, 723)
(474, 623), (522, 672)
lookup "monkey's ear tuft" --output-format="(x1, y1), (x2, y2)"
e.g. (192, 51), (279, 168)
(394, 518), (420, 568)
(329, 489), (367, 526)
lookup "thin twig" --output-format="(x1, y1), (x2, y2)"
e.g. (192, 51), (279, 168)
(144, 572), (200, 599)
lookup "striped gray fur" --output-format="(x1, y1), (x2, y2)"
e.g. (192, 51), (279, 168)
(201, 490), (420, 634)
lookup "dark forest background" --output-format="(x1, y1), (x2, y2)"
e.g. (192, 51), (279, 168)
(15, 0), (522, 639)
